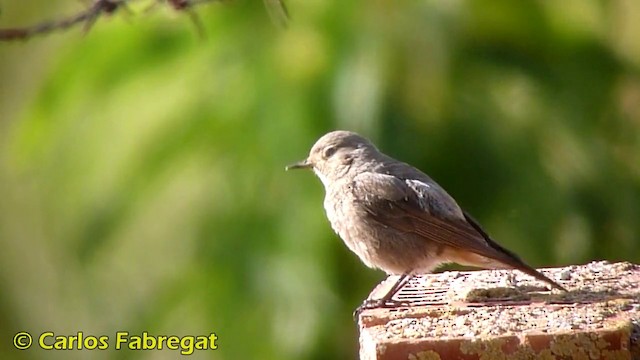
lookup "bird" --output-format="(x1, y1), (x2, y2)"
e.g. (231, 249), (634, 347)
(286, 130), (565, 313)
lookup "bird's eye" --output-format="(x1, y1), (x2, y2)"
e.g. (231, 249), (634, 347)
(323, 146), (337, 159)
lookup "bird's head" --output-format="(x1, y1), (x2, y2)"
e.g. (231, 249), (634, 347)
(286, 130), (379, 187)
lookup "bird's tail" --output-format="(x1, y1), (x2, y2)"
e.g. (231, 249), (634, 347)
(463, 212), (566, 291)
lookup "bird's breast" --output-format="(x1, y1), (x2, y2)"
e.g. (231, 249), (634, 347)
(323, 185), (379, 269)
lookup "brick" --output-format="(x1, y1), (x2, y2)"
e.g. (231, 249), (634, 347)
(358, 261), (640, 360)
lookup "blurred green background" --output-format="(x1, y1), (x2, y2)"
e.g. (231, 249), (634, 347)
(1, 0), (639, 359)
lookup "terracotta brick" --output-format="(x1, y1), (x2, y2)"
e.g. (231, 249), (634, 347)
(358, 261), (640, 360)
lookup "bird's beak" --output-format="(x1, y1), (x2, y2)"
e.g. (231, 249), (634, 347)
(285, 159), (312, 171)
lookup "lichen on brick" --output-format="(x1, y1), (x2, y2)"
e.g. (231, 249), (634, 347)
(407, 350), (441, 360)
(547, 332), (626, 359)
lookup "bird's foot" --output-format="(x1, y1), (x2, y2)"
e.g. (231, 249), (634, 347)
(353, 298), (408, 320)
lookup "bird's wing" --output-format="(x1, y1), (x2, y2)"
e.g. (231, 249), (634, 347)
(352, 171), (565, 290)
(351, 172), (529, 268)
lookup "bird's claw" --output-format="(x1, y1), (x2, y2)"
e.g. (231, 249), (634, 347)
(353, 298), (408, 320)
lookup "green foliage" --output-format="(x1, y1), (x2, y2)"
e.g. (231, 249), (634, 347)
(1, 1), (639, 359)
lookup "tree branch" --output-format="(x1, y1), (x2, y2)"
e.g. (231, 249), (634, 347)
(0, 0), (287, 41)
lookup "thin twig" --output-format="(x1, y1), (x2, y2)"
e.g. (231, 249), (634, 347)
(263, 0), (289, 29)
(0, 0), (239, 41)
(0, 0), (129, 40)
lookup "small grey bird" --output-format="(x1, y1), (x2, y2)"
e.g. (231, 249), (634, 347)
(287, 130), (565, 311)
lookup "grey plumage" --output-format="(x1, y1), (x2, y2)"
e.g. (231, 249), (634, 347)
(287, 130), (565, 299)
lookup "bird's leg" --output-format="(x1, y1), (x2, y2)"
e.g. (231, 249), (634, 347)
(379, 273), (412, 303)
(353, 274), (412, 319)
